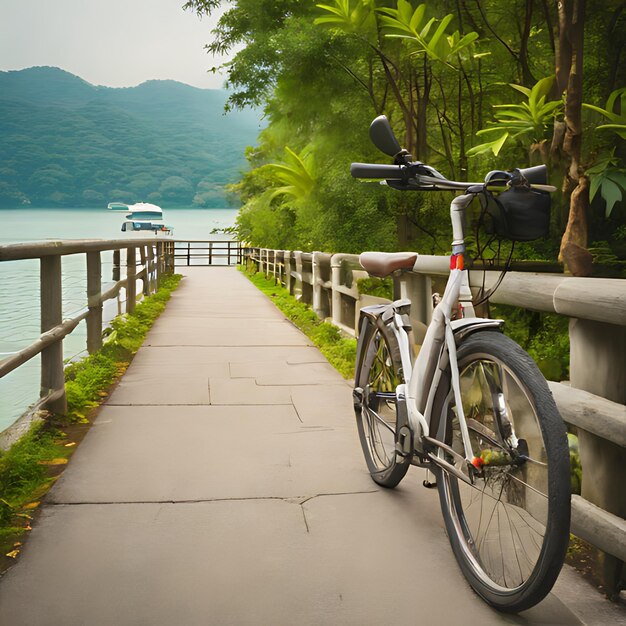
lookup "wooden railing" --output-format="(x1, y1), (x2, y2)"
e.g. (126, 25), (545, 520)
(244, 246), (626, 571)
(173, 240), (243, 266)
(0, 238), (176, 444)
(0, 237), (242, 443)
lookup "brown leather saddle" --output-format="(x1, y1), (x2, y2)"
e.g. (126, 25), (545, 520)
(359, 251), (417, 278)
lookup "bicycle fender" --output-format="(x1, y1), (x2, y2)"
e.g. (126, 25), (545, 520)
(450, 317), (504, 344)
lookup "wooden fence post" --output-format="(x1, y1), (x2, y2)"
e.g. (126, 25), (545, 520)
(112, 249), (121, 281)
(146, 244), (155, 295)
(86, 251), (103, 354)
(126, 246), (136, 313)
(139, 246), (149, 296)
(293, 252), (303, 301)
(312, 252), (331, 320)
(570, 319), (626, 596)
(167, 241), (175, 273)
(284, 251), (293, 295)
(40, 255), (67, 414)
(156, 242), (162, 285)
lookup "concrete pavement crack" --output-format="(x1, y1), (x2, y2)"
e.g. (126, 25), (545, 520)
(290, 397), (304, 423)
(48, 490), (380, 507)
(300, 504), (310, 533)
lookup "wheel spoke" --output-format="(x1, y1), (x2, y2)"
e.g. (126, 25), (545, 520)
(355, 328), (410, 487)
(363, 404), (396, 435)
(436, 335), (568, 604)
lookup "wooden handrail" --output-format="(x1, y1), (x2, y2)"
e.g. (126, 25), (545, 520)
(0, 310), (89, 379)
(0, 238), (175, 431)
(0, 238), (242, 435)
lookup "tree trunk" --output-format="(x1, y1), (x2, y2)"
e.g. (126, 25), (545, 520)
(557, 0), (592, 275)
(560, 176), (593, 276)
(519, 0), (537, 85)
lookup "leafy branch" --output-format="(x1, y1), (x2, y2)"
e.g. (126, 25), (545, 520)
(377, 1), (479, 65)
(262, 146), (315, 201)
(467, 76), (563, 156)
(586, 151), (626, 217)
(582, 87), (626, 140)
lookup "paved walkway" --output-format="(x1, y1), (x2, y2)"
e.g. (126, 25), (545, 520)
(0, 267), (622, 625)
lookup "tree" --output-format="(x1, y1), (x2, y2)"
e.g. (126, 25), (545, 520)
(187, 0), (624, 267)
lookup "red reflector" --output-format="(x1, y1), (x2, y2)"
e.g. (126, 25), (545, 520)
(450, 254), (465, 270)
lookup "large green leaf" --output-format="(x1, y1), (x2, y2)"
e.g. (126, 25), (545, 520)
(600, 178), (622, 217)
(263, 146), (315, 201)
(469, 76), (563, 157)
(467, 131), (509, 156)
(314, 0), (374, 32)
(583, 88), (626, 139)
(587, 163), (626, 217)
(377, 4), (477, 64)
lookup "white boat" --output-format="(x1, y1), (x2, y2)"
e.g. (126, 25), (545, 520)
(125, 202), (163, 220)
(114, 202), (173, 235)
(121, 221), (173, 234)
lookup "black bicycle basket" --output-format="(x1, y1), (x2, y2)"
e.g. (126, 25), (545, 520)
(483, 186), (551, 241)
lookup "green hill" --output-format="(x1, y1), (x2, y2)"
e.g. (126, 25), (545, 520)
(0, 67), (262, 208)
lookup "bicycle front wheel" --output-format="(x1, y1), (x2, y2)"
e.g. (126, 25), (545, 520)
(354, 324), (411, 488)
(433, 331), (570, 612)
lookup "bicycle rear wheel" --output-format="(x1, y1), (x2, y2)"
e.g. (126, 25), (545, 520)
(433, 331), (570, 612)
(354, 324), (411, 488)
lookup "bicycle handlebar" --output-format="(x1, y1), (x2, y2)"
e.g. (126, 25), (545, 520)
(350, 163), (406, 180)
(350, 161), (556, 193)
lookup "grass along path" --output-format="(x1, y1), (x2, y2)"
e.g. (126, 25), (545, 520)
(240, 268), (357, 379)
(0, 273), (182, 570)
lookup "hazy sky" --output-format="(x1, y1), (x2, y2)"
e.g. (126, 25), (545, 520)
(0, 0), (231, 89)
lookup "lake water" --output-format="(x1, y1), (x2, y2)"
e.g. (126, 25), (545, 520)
(0, 207), (239, 432)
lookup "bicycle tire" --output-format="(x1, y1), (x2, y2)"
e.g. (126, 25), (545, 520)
(432, 331), (570, 612)
(354, 323), (411, 488)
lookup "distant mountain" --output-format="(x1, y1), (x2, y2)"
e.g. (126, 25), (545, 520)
(0, 67), (262, 208)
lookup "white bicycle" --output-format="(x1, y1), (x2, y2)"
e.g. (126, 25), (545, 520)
(351, 116), (570, 612)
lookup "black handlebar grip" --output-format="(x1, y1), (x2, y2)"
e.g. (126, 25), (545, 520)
(350, 163), (405, 179)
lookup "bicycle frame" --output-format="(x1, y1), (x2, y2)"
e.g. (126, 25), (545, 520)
(385, 193), (503, 479)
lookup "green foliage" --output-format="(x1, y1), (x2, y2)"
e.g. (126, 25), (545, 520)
(583, 87), (626, 140)
(468, 77), (563, 156)
(0, 424), (70, 520)
(0, 67), (261, 208)
(377, 1), (479, 64)
(315, 0), (377, 34)
(263, 146), (315, 201)
(63, 274), (182, 420)
(491, 303), (569, 381)
(356, 277), (393, 299)
(0, 273), (182, 541)
(568, 433), (582, 495)
(586, 150), (626, 217)
(64, 352), (120, 419)
(187, 0), (623, 267)
(241, 268), (357, 378)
